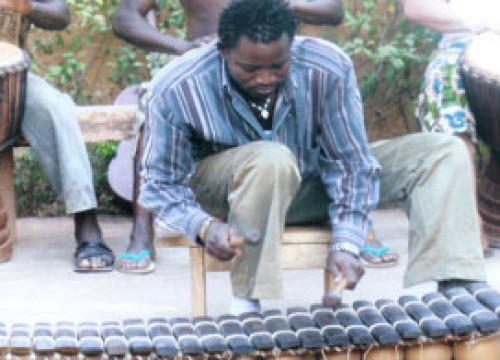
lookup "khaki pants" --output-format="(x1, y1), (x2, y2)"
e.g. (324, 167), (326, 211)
(190, 133), (486, 299)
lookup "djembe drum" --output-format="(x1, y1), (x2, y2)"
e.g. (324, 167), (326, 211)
(460, 31), (500, 238)
(0, 287), (499, 359)
(0, 41), (30, 151)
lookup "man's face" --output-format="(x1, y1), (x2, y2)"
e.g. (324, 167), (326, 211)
(220, 33), (291, 101)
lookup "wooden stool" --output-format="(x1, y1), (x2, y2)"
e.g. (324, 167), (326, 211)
(156, 226), (331, 316)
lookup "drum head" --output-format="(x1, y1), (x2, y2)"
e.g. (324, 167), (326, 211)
(463, 31), (500, 80)
(0, 41), (24, 67)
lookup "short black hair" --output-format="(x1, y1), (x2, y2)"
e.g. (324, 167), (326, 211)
(218, 0), (297, 50)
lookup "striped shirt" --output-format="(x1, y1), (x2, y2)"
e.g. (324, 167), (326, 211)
(139, 36), (381, 248)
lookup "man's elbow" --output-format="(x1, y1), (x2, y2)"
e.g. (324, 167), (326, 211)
(52, 7), (70, 30)
(111, 13), (127, 40)
(402, 1), (419, 23)
(330, 3), (344, 26)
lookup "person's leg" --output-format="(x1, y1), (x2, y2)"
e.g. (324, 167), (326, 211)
(115, 129), (155, 273)
(190, 141), (301, 301)
(417, 45), (491, 255)
(22, 73), (113, 271)
(370, 133), (486, 288)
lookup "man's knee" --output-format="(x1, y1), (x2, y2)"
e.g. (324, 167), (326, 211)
(406, 133), (469, 168)
(430, 134), (469, 170)
(24, 74), (76, 131)
(239, 141), (301, 184)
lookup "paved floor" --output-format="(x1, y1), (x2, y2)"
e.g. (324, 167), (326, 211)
(1, 208), (499, 324)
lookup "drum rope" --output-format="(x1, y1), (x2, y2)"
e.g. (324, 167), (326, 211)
(464, 330), (498, 349)
(320, 347), (327, 360)
(362, 343), (374, 360)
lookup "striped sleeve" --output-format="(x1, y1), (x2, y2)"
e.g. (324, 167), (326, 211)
(138, 91), (211, 242)
(319, 59), (380, 249)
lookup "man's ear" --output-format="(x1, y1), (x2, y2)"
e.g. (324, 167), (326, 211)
(217, 42), (228, 59)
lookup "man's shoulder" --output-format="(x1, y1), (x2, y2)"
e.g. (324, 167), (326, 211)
(149, 44), (220, 95)
(291, 36), (353, 74)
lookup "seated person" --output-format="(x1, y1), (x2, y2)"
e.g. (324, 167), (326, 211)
(110, 0), (397, 272)
(111, 0), (396, 273)
(138, 0), (486, 313)
(0, 0), (114, 271)
(403, 0), (500, 255)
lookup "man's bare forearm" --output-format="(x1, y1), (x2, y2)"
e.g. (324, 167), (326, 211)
(28, 0), (70, 30)
(289, 0), (344, 26)
(113, 0), (193, 54)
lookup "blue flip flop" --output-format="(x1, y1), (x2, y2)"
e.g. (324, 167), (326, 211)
(116, 250), (156, 274)
(360, 245), (398, 268)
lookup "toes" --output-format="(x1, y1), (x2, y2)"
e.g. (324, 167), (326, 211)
(90, 256), (105, 269)
(77, 258), (92, 269)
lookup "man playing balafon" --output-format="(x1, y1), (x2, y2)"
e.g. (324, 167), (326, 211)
(139, 0), (486, 313)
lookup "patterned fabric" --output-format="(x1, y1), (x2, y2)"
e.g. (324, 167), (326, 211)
(416, 42), (477, 142)
(139, 36), (381, 247)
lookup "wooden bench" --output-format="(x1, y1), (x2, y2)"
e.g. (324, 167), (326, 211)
(157, 226), (332, 316)
(0, 105), (137, 252)
(1, 104), (332, 316)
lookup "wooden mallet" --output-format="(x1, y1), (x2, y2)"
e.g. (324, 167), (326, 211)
(323, 271), (349, 307)
(228, 229), (261, 248)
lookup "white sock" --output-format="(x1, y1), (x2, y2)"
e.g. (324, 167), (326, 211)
(230, 296), (261, 315)
(403, 280), (438, 299)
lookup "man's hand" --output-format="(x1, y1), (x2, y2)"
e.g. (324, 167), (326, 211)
(0, 0), (32, 16)
(327, 249), (364, 289)
(192, 34), (217, 48)
(178, 34), (217, 54)
(204, 220), (241, 261)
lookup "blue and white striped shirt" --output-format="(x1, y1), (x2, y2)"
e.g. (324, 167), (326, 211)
(139, 36), (381, 248)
